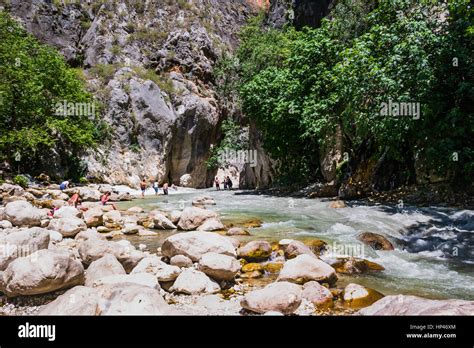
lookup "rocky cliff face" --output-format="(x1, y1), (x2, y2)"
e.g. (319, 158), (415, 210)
(266, 0), (335, 29)
(3, 0), (273, 188)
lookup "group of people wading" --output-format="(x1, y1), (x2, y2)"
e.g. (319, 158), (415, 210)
(214, 176), (233, 191)
(140, 179), (177, 198)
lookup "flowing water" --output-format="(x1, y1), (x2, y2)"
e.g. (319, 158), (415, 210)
(118, 188), (474, 301)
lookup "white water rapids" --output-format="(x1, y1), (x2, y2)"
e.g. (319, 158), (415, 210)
(118, 188), (474, 300)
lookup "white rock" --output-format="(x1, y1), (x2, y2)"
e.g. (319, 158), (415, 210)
(0, 249), (84, 297)
(241, 281), (302, 314)
(171, 269), (220, 295)
(0, 220), (13, 229)
(4, 201), (47, 227)
(103, 210), (123, 229)
(161, 231), (236, 262)
(149, 211), (176, 230)
(78, 239), (145, 273)
(302, 281), (333, 307)
(91, 273), (160, 290)
(85, 254), (126, 287)
(54, 206), (82, 219)
(48, 217), (87, 237)
(278, 254), (337, 285)
(359, 295), (474, 315)
(196, 217), (224, 231)
(48, 230), (63, 243)
(83, 207), (104, 228)
(177, 207), (218, 230)
(170, 255), (193, 268)
(131, 256), (181, 282)
(40, 283), (171, 315)
(0, 227), (50, 270)
(198, 252), (240, 281)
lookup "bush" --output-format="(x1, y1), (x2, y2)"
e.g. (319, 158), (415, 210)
(13, 175), (29, 188)
(0, 12), (103, 176)
(79, 176), (89, 184)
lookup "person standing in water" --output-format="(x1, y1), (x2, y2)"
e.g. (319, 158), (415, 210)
(140, 179), (147, 198)
(153, 181), (159, 195)
(215, 177), (220, 190)
(226, 176), (233, 190)
(162, 182), (169, 195)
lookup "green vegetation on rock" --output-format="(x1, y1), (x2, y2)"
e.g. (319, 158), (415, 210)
(0, 11), (106, 179)
(229, 0), (473, 186)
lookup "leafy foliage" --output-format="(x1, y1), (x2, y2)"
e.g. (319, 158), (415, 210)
(0, 12), (104, 178)
(235, 0), (473, 185)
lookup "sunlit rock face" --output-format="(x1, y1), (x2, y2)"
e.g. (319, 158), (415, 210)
(5, 0), (275, 188)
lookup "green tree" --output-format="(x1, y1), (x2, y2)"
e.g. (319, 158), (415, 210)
(0, 11), (105, 179)
(236, 0), (473, 187)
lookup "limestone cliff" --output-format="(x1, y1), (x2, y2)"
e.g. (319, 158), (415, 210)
(2, 0), (273, 188)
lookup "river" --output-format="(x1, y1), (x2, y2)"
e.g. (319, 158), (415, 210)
(118, 188), (474, 301)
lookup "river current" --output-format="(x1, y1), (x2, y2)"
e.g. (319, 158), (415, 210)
(118, 188), (474, 300)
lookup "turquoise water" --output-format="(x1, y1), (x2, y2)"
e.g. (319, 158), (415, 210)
(118, 188), (474, 300)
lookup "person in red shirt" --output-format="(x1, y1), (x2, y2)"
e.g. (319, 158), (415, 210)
(68, 191), (82, 208)
(100, 191), (117, 210)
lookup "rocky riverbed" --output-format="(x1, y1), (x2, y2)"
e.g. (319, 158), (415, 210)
(0, 182), (473, 316)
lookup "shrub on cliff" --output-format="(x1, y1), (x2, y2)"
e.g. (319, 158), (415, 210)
(0, 11), (106, 178)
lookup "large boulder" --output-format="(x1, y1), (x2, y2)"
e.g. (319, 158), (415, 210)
(0, 183), (24, 196)
(226, 227), (250, 236)
(78, 239), (145, 273)
(237, 240), (272, 262)
(161, 231), (236, 262)
(279, 239), (316, 259)
(196, 217), (225, 231)
(198, 252), (240, 281)
(131, 256), (181, 282)
(278, 254), (337, 285)
(240, 281), (302, 315)
(83, 207), (104, 228)
(4, 201), (47, 227)
(103, 210), (124, 230)
(0, 249), (84, 297)
(54, 206), (82, 219)
(170, 255), (193, 268)
(75, 229), (107, 242)
(177, 207), (218, 231)
(342, 283), (384, 308)
(170, 269), (220, 295)
(0, 227), (50, 271)
(90, 273), (160, 290)
(98, 283), (171, 314)
(85, 254), (126, 287)
(302, 281), (333, 308)
(39, 286), (101, 315)
(48, 217), (87, 237)
(357, 232), (394, 251)
(359, 295), (474, 315)
(333, 257), (385, 275)
(0, 220), (13, 229)
(40, 283), (171, 315)
(149, 211), (177, 230)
